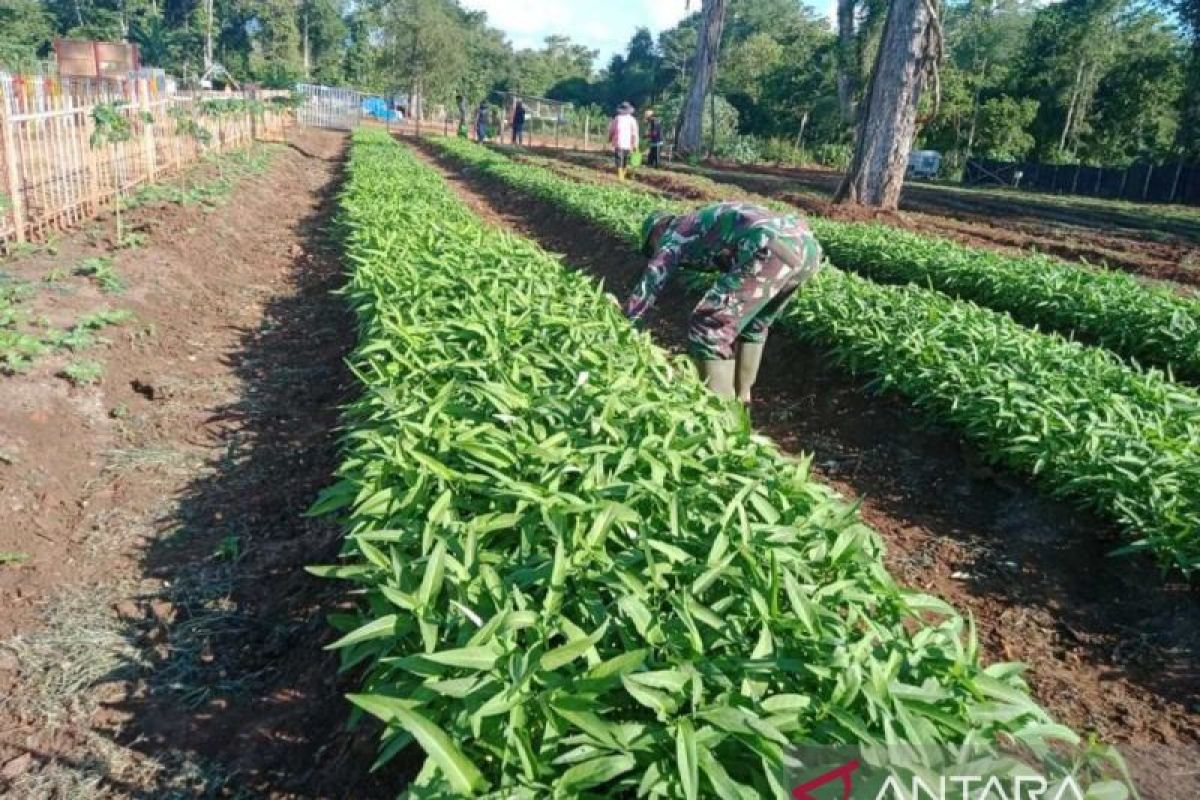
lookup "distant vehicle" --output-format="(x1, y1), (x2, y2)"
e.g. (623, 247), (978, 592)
(907, 150), (942, 179)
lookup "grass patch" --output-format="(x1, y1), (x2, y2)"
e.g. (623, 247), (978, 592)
(2, 585), (144, 726)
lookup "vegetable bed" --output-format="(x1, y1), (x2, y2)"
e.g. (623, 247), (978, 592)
(533, 150), (1200, 382)
(428, 135), (1200, 576)
(315, 129), (1125, 798)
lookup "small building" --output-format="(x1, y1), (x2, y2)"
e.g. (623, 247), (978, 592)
(53, 39), (140, 79)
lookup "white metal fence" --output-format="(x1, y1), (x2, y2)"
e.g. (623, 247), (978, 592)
(296, 84), (365, 130)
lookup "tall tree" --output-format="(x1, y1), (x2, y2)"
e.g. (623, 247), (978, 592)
(0, 0), (55, 70)
(836, 0), (858, 121)
(1176, 0), (1200, 158)
(677, 0), (727, 155)
(836, 0), (942, 208)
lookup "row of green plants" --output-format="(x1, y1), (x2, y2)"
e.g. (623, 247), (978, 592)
(429, 135), (1200, 576)
(1, 271), (131, 374)
(317, 127), (1126, 799)
(811, 226), (1200, 381)
(537, 149), (1200, 383)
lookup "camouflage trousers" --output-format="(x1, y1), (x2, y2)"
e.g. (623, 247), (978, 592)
(688, 228), (822, 361)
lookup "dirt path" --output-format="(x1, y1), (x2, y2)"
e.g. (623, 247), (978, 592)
(414, 138), (1200, 800)
(0, 129), (399, 798)
(537, 148), (1200, 288)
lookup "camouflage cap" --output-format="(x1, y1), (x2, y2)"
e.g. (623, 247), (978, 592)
(640, 211), (675, 256)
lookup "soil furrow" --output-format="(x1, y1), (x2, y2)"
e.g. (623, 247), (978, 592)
(0, 129), (398, 798)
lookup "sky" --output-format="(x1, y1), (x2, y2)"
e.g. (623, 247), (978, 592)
(459, 0), (837, 67)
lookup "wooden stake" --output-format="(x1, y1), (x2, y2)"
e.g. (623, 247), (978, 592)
(140, 79), (157, 181)
(0, 78), (27, 243)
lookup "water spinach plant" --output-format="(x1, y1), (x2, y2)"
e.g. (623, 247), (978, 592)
(314, 128), (1130, 798)
(428, 135), (1200, 576)
(527, 149), (1200, 383)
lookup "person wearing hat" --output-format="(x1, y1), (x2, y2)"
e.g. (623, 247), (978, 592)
(623, 202), (823, 401)
(644, 109), (663, 167)
(608, 102), (639, 180)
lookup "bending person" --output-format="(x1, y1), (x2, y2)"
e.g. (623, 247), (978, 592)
(623, 202), (823, 402)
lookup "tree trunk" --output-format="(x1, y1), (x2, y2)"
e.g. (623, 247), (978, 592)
(677, 0), (726, 156)
(836, 0), (858, 122)
(796, 109), (809, 149)
(1058, 60), (1085, 154)
(1183, 53), (1200, 159)
(203, 0), (214, 72)
(962, 57), (986, 160)
(302, 8), (311, 80)
(835, 0), (937, 209)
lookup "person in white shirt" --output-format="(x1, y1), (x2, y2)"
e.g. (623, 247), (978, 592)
(608, 101), (639, 181)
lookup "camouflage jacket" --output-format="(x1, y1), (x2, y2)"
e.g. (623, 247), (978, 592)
(623, 202), (815, 324)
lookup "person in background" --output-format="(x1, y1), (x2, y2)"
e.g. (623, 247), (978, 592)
(608, 101), (639, 180)
(512, 100), (527, 145)
(456, 94), (468, 137)
(624, 202), (823, 402)
(645, 109), (663, 167)
(475, 101), (489, 142)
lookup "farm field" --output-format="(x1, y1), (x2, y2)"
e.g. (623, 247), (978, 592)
(505, 148), (1200, 383)
(429, 136), (1200, 572)
(9, 0), (1200, 792)
(529, 147), (1200, 287)
(0, 123), (1198, 799)
(0, 128), (403, 797)
(409, 132), (1200, 797)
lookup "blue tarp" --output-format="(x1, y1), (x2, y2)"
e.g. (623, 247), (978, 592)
(362, 96), (398, 122)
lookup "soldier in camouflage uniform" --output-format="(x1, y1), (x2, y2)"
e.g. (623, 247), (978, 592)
(623, 202), (823, 401)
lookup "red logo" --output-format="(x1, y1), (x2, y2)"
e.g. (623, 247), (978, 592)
(792, 759), (861, 800)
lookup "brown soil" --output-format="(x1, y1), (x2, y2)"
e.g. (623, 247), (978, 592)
(415, 137), (1200, 800)
(0, 129), (402, 797)
(698, 162), (1200, 287)
(537, 147), (1200, 288)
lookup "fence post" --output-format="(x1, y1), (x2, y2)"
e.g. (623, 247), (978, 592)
(0, 76), (27, 243)
(248, 85), (258, 142)
(138, 79), (157, 181)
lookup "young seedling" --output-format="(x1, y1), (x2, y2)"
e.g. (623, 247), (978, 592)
(60, 359), (104, 386)
(43, 267), (68, 284)
(75, 256), (124, 293)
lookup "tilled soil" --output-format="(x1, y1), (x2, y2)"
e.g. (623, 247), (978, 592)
(0, 129), (401, 798)
(539, 147), (1200, 288)
(414, 137), (1200, 800)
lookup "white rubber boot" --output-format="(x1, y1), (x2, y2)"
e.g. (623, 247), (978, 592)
(699, 359), (737, 398)
(735, 342), (766, 403)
